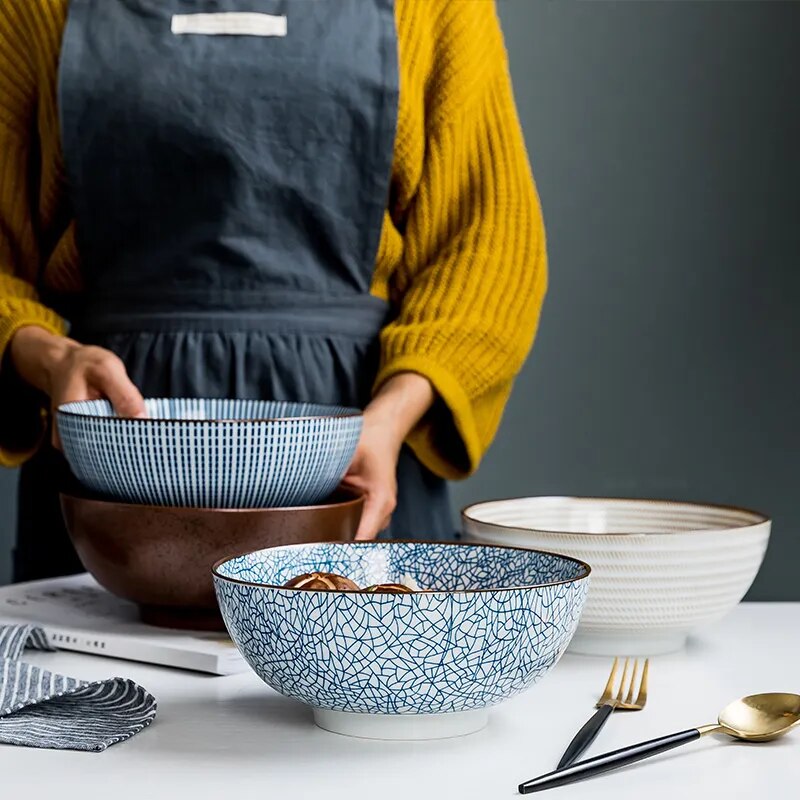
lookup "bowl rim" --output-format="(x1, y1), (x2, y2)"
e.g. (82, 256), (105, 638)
(211, 539), (592, 594)
(55, 397), (363, 424)
(58, 487), (365, 514)
(461, 495), (770, 537)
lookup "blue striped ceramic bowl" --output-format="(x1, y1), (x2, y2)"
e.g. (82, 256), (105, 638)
(213, 541), (590, 740)
(57, 398), (363, 509)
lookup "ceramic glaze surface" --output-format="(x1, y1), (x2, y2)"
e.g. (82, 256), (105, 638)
(462, 497), (771, 655)
(214, 542), (589, 715)
(60, 489), (363, 631)
(57, 398), (362, 508)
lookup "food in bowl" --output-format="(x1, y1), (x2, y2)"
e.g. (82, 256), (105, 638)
(462, 497), (770, 655)
(60, 487), (364, 631)
(56, 398), (363, 508)
(283, 572), (361, 591)
(283, 571), (419, 593)
(362, 583), (415, 594)
(213, 541), (590, 740)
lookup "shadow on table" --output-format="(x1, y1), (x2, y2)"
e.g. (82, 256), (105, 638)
(141, 690), (497, 767)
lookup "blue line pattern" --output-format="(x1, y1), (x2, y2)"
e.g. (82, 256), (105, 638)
(57, 398), (363, 508)
(0, 625), (157, 752)
(214, 542), (589, 715)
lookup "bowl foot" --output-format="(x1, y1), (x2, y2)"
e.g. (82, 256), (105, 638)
(313, 708), (489, 741)
(568, 629), (688, 656)
(139, 604), (226, 632)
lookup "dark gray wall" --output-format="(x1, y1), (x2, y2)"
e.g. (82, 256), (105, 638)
(0, 470), (14, 584)
(1, 2), (798, 597)
(449, 0), (798, 601)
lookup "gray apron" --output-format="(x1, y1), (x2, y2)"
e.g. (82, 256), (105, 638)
(14, 0), (453, 583)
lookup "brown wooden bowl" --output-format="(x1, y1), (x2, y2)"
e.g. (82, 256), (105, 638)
(60, 489), (364, 631)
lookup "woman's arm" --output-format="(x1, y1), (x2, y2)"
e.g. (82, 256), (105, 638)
(349, 2), (546, 538)
(8, 326), (146, 448)
(0, 5), (143, 460)
(0, 8), (69, 464)
(342, 372), (434, 539)
(375, 1), (548, 480)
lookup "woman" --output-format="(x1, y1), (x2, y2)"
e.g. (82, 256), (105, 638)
(0, 0), (547, 582)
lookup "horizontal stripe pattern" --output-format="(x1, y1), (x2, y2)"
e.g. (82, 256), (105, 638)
(0, 625), (157, 751)
(463, 498), (770, 635)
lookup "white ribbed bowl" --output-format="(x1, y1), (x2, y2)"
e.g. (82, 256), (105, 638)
(461, 497), (770, 655)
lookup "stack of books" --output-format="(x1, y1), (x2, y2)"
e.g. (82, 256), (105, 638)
(0, 573), (247, 675)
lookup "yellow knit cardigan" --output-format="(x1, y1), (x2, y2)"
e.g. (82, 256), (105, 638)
(0, 0), (547, 479)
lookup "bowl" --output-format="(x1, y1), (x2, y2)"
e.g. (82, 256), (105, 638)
(56, 398), (363, 508)
(213, 541), (590, 740)
(462, 497), (771, 655)
(60, 488), (364, 630)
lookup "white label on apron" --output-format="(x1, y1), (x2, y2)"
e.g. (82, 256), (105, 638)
(171, 13), (288, 37)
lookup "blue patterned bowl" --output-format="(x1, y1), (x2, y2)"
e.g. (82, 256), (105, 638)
(56, 398), (362, 509)
(213, 541), (590, 739)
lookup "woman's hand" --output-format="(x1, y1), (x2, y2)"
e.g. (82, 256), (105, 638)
(342, 373), (434, 540)
(9, 326), (145, 448)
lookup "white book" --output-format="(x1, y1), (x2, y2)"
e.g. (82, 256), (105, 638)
(0, 573), (247, 675)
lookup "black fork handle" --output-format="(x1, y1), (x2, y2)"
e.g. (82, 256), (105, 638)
(557, 703), (615, 769)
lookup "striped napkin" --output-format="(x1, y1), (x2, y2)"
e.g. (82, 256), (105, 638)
(0, 625), (157, 751)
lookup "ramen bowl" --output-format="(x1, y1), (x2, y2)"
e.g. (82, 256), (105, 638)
(61, 488), (364, 630)
(462, 497), (771, 655)
(56, 398), (363, 508)
(213, 541), (590, 740)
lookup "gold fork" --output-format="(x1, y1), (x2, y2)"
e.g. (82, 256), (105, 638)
(557, 657), (650, 769)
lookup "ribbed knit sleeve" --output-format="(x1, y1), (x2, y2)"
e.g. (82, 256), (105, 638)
(0, 4), (68, 466)
(375, 2), (547, 480)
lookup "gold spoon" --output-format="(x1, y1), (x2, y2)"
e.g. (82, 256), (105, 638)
(519, 693), (800, 794)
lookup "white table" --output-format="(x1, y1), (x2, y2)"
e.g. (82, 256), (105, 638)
(4, 603), (798, 798)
